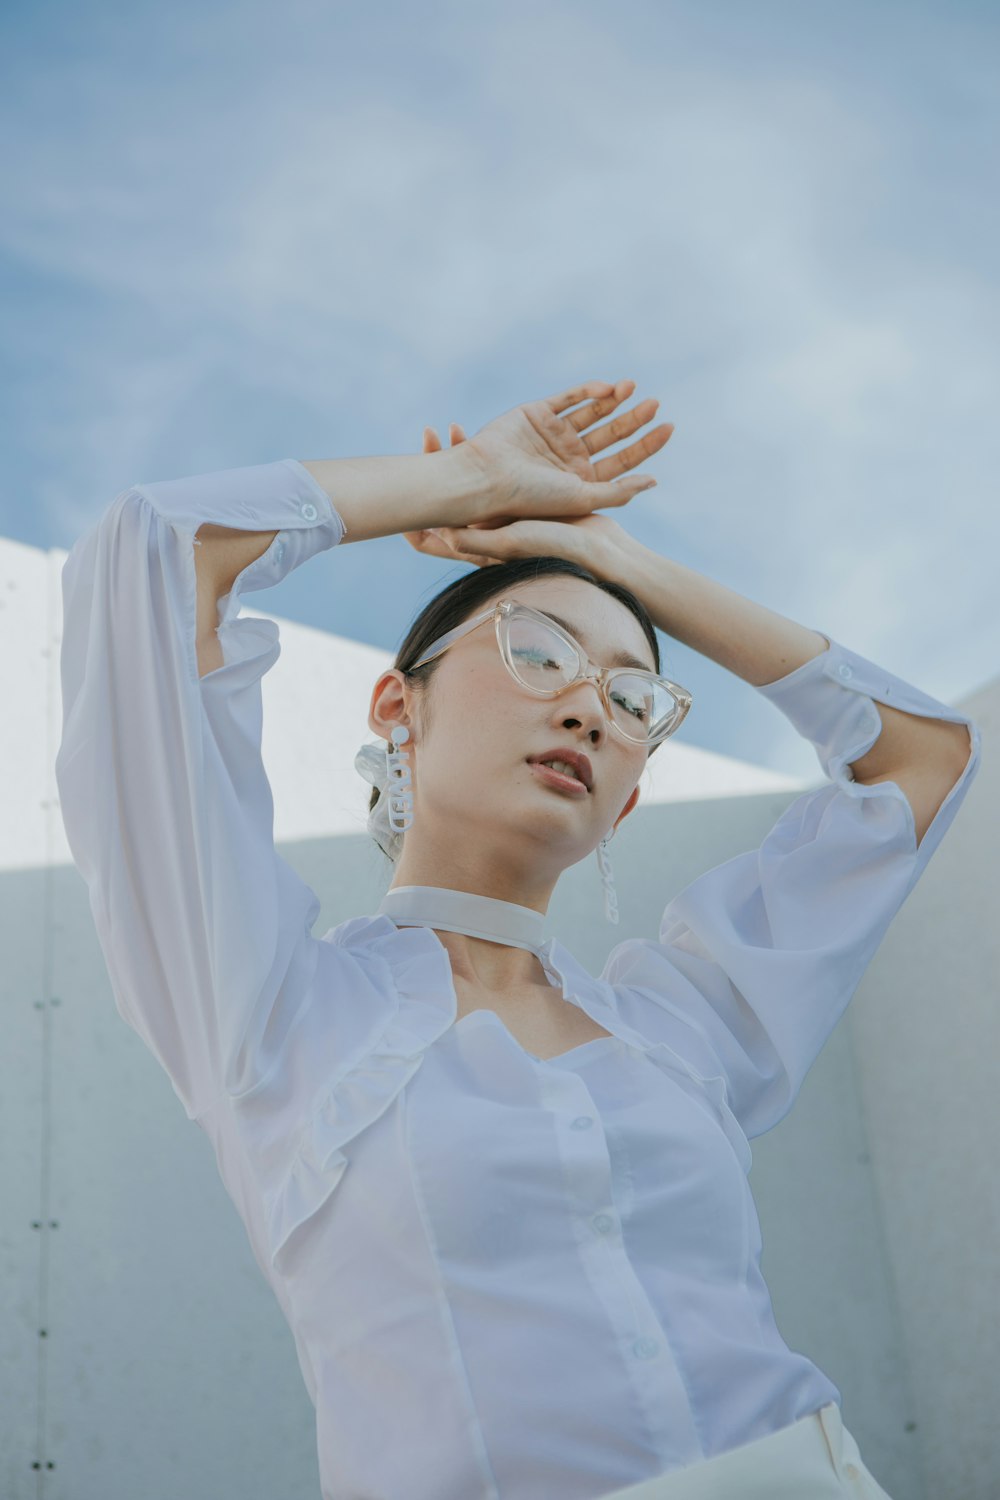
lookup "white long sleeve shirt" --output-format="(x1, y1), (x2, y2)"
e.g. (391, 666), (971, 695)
(55, 459), (981, 1500)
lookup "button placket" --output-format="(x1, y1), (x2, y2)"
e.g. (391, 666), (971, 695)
(537, 1068), (697, 1458)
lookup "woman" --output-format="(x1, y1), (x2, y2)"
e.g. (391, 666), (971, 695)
(56, 377), (978, 1499)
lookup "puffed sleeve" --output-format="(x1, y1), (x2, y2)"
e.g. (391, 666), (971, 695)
(55, 459), (346, 1121)
(603, 634), (982, 1140)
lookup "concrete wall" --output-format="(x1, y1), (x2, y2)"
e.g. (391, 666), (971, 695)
(2, 533), (995, 1499)
(7, 772), (994, 1500)
(845, 673), (999, 1500)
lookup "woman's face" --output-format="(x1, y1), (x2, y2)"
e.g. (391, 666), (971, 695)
(370, 578), (656, 891)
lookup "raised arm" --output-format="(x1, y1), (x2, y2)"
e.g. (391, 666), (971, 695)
(56, 462), (350, 1118)
(602, 619), (981, 1140)
(584, 541), (981, 1139)
(414, 428), (973, 849)
(614, 539), (975, 847)
(55, 452), (494, 1119)
(416, 473), (981, 1140)
(190, 447), (495, 673)
(195, 525), (280, 676)
(55, 379), (669, 1120)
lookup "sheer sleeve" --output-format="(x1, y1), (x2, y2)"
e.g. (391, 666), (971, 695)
(603, 634), (982, 1140)
(55, 458), (346, 1120)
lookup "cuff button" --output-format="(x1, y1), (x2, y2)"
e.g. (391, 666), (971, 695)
(300, 501), (319, 521)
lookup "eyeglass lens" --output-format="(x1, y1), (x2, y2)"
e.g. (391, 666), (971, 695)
(504, 612), (679, 742)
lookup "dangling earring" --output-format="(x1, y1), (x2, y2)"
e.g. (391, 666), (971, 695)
(596, 829), (619, 925)
(385, 725), (415, 833)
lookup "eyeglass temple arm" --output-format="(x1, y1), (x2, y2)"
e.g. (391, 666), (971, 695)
(408, 607), (496, 672)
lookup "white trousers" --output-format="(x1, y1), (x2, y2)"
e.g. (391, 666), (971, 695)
(597, 1403), (895, 1500)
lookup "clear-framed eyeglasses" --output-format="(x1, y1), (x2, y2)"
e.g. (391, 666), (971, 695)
(408, 598), (692, 750)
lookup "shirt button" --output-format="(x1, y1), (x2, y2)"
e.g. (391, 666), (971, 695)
(571, 1116), (594, 1130)
(632, 1337), (659, 1359)
(837, 663), (853, 679)
(592, 1213), (615, 1234)
(300, 501), (319, 521)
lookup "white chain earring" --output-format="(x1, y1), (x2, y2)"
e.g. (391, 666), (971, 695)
(385, 725), (415, 833)
(596, 828), (619, 925)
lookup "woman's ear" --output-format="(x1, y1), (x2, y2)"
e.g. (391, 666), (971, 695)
(368, 669), (412, 740)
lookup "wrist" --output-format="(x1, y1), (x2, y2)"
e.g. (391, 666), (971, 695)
(436, 443), (496, 528)
(586, 528), (652, 586)
(298, 448), (493, 543)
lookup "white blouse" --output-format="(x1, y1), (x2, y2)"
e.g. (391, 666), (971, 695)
(55, 459), (981, 1500)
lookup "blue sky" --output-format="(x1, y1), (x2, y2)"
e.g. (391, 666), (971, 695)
(2, 0), (997, 779)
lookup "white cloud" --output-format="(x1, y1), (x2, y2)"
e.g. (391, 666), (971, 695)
(0, 0), (995, 763)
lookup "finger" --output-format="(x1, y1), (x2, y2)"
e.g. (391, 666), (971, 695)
(582, 474), (660, 510)
(449, 422), (466, 445)
(545, 379), (621, 418)
(402, 528), (460, 560)
(423, 426), (443, 453)
(434, 526), (514, 559)
(449, 550), (502, 569)
(425, 527), (500, 568)
(562, 379), (638, 435)
(580, 397), (664, 457)
(592, 423), (674, 484)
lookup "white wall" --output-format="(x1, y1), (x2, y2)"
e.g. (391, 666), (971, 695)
(2, 533), (995, 1499)
(845, 672), (999, 1500)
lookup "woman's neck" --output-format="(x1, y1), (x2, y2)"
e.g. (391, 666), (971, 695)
(378, 882), (554, 991)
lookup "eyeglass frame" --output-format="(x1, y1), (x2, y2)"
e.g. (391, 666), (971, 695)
(406, 598), (692, 750)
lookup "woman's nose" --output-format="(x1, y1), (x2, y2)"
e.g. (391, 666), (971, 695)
(557, 681), (608, 737)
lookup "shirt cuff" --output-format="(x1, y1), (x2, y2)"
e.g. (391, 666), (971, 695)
(132, 458), (346, 621)
(754, 631), (977, 787)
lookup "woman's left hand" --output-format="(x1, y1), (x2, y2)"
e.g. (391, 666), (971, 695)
(402, 423), (642, 576)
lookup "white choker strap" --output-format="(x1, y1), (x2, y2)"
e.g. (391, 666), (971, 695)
(377, 884), (550, 955)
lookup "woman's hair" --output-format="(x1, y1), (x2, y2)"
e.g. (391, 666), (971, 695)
(368, 555), (665, 817)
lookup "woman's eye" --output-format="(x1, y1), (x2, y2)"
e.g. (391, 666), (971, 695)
(516, 649), (562, 669)
(612, 693), (649, 720)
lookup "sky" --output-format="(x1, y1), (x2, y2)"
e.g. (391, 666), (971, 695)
(1, 0), (997, 780)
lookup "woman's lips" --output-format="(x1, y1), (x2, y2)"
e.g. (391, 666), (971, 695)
(529, 762), (589, 797)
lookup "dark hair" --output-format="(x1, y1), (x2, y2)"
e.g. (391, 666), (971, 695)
(368, 555), (665, 817)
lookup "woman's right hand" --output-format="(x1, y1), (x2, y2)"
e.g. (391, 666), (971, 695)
(401, 421), (504, 566)
(403, 419), (650, 574)
(455, 378), (671, 521)
(403, 377), (673, 563)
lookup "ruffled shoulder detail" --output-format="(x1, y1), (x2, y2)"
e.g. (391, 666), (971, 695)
(542, 937), (753, 1174)
(265, 915), (457, 1274)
